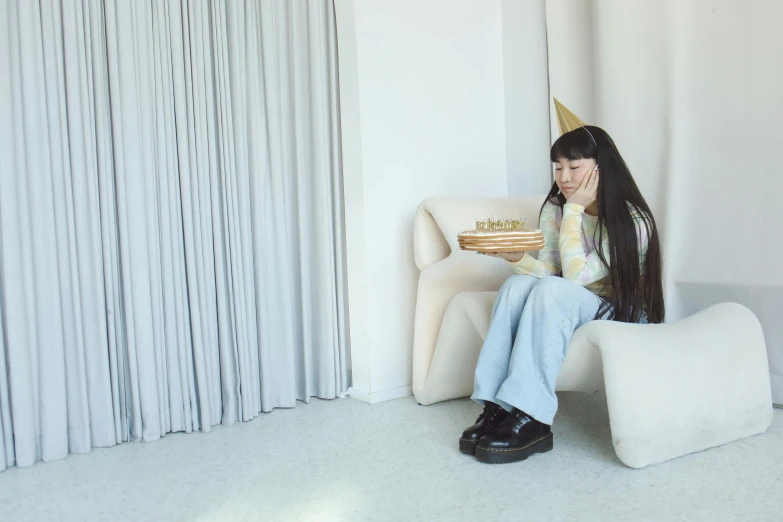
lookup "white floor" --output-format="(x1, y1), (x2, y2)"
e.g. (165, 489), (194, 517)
(0, 394), (781, 522)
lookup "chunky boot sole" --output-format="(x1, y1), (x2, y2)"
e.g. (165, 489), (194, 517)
(474, 433), (554, 464)
(459, 438), (479, 455)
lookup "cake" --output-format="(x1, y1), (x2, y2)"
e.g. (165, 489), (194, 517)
(458, 218), (545, 253)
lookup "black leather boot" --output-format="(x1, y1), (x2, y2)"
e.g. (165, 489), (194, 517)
(459, 402), (510, 455)
(475, 408), (553, 464)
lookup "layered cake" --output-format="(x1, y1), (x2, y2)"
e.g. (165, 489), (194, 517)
(458, 218), (544, 253)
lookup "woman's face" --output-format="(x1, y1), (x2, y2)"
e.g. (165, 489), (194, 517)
(554, 156), (598, 198)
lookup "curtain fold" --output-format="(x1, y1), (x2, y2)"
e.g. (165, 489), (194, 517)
(0, 0), (349, 471)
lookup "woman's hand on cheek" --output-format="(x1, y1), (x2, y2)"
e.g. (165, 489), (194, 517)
(567, 167), (599, 208)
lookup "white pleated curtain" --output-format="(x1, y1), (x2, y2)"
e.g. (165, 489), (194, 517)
(0, 0), (349, 471)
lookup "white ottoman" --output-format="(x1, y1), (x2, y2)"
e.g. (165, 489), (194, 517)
(422, 295), (773, 468)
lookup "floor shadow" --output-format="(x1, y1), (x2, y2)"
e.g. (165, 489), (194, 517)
(556, 391), (624, 467)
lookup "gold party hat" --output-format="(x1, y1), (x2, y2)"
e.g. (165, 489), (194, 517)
(553, 97), (586, 136)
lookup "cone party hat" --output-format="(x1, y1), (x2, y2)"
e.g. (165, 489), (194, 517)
(553, 97), (586, 136)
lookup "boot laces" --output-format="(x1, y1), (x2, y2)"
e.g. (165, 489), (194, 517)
(476, 403), (503, 423)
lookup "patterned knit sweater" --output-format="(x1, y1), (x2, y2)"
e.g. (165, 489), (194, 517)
(510, 201), (650, 296)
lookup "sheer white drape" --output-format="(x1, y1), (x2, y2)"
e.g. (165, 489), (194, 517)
(546, 0), (783, 404)
(0, 0), (349, 470)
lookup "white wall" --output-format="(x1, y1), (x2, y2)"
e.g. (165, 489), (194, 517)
(665, 0), (783, 403)
(338, 0), (783, 404)
(544, 0), (597, 143)
(335, 0), (550, 402)
(547, 0), (783, 403)
(502, 0), (552, 197)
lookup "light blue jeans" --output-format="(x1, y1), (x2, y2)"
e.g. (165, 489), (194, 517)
(471, 275), (608, 425)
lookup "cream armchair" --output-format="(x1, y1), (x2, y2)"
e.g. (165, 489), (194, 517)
(412, 197), (544, 405)
(412, 197), (774, 468)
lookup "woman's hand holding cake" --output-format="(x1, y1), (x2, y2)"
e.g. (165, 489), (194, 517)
(482, 252), (525, 262)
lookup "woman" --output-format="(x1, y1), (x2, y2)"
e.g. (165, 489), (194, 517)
(460, 125), (664, 464)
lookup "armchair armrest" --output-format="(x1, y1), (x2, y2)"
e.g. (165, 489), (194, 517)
(412, 251), (513, 395)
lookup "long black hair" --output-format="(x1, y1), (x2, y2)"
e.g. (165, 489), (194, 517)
(545, 125), (664, 324)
